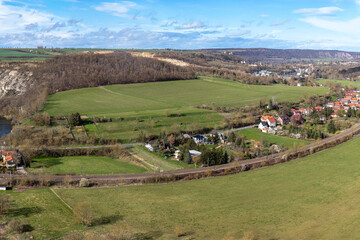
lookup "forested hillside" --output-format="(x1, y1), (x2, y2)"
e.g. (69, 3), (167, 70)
(32, 52), (196, 93)
(0, 52), (196, 121)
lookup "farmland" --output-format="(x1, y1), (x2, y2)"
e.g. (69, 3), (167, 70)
(237, 128), (310, 149)
(44, 77), (328, 116)
(0, 49), (55, 61)
(28, 156), (148, 175)
(317, 78), (360, 88)
(44, 77), (328, 141)
(6, 135), (360, 239)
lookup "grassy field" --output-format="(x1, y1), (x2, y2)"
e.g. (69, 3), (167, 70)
(127, 146), (191, 171)
(44, 77), (328, 116)
(317, 78), (360, 88)
(44, 77), (328, 141)
(28, 156), (148, 175)
(5, 136), (360, 238)
(0, 49), (54, 61)
(238, 128), (310, 149)
(3, 188), (78, 239)
(86, 108), (222, 141)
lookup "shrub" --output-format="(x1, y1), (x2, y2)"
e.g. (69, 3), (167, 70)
(222, 232), (235, 240)
(242, 231), (255, 240)
(7, 218), (24, 234)
(79, 178), (89, 188)
(73, 202), (93, 227)
(0, 194), (11, 215)
(174, 226), (182, 237)
(64, 175), (72, 187)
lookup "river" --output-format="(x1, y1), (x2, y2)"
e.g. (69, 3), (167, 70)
(0, 118), (11, 138)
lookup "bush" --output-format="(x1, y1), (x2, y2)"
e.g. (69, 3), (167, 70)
(174, 226), (183, 237)
(79, 178), (89, 188)
(7, 218), (24, 234)
(242, 231), (256, 240)
(73, 202), (93, 227)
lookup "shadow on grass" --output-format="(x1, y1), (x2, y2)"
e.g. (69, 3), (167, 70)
(23, 224), (34, 232)
(31, 157), (63, 169)
(7, 206), (42, 218)
(92, 214), (123, 226)
(134, 230), (163, 240)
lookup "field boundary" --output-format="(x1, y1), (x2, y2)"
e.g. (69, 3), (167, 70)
(3, 124), (360, 187)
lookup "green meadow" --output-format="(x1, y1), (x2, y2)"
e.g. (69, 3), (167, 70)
(0, 49), (53, 61)
(44, 77), (328, 116)
(237, 128), (310, 149)
(44, 77), (328, 141)
(28, 156), (148, 175)
(317, 78), (360, 88)
(6, 136), (360, 239)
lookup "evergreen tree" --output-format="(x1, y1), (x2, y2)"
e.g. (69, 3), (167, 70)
(224, 151), (229, 163)
(327, 120), (336, 134)
(184, 151), (192, 164)
(69, 113), (81, 127)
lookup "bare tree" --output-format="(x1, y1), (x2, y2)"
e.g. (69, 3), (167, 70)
(73, 202), (93, 227)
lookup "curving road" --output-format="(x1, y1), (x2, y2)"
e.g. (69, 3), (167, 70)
(5, 123), (357, 184)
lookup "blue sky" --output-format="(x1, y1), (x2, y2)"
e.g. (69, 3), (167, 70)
(2, 0), (360, 50)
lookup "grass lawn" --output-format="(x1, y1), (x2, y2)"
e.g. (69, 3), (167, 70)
(126, 146), (191, 171)
(55, 135), (360, 239)
(317, 78), (360, 88)
(6, 136), (360, 239)
(86, 108), (222, 142)
(3, 188), (79, 239)
(237, 128), (310, 149)
(44, 77), (328, 117)
(28, 156), (148, 175)
(44, 77), (328, 142)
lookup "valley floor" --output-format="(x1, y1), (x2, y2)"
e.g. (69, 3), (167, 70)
(5, 135), (360, 239)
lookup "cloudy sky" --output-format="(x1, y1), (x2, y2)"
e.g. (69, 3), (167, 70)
(2, 0), (360, 50)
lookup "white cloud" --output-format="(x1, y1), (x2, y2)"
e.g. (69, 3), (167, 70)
(176, 21), (206, 29)
(271, 19), (291, 26)
(293, 7), (343, 16)
(0, 1), (55, 33)
(232, 30), (251, 36)
(94, 1), (137, 18)
(300, 16), (360, 35)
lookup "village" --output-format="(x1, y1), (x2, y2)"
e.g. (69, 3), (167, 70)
(143, 89), (360, 167)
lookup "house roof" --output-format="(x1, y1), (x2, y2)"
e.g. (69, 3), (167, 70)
(5, 155), (13, 162)
(193, 135), (206, 139)
(268, 116), (276, 123)
(261, 115), (276, 123)
(189, 150), (202, 156)
(2, 151), (16, 156)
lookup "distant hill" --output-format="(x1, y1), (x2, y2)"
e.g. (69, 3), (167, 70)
(204, 48), (360, 63)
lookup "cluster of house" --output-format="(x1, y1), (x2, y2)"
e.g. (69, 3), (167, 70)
(325, 90), (360, 117)
(258, 115), (290, 134)
(259, 90), (360, 134)
(0, 150), (19, 168)
(144, 131), (228, 161)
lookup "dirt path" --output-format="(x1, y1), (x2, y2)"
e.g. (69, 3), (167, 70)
(50, 188), (73, 211)
(129, 153), (158, 171)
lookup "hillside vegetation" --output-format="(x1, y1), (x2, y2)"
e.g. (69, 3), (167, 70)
(33, 52), (196, 93)
(6, 135), (360, 239)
